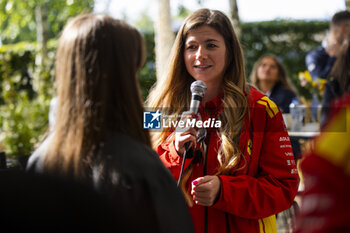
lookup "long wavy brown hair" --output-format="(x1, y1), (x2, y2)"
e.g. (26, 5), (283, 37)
(147, 8), (248, 205)
(43, 14), (150, 178)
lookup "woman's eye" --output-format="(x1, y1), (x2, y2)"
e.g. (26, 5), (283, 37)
(207, 43), (218, 48)
(186, 45), (197, 50)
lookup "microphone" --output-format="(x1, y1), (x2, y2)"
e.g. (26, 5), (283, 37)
(177, 81), (206, 187)
(186, 81), (207, 148)
(189, 80), (207, 114)
(186, 80), (206, 148)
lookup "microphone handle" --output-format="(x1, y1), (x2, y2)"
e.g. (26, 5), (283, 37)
(183, 94), (202, 157)
(189, 94), (202, 114)
(177, 143), (190, 187)
(178, 94), (203, 186)
(184, 141), (191, 151)
(178, 81), (206, 186)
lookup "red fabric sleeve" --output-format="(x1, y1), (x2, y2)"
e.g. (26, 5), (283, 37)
(295, 96), (350, 232)
(156, 141), (194, 181)
(295, 153), (350, 233)
(213, 111), (299, 219)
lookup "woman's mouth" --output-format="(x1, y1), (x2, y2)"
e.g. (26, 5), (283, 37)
(194, 65), (212, 69)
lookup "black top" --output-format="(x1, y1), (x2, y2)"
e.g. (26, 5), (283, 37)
(269, 82), (296, 113)
(0, 169), (120, 233)
(27, 132), (195, 233)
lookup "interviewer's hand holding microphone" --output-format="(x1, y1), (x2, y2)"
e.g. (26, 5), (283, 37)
(175, 80), (221, 207)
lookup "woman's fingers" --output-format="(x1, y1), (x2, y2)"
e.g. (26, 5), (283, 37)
(174, 112), (198, 154)
(179, 134), (196, 147)
(178, 127), (196, 137)
(192, 196), (211, 206)
(191, 176), (221, 206)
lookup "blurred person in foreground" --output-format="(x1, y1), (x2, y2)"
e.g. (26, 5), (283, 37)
(26, 13), (194, 233)
(250, 54), (297, 114)
(295, 32), (350, 233)
(147, 8), (299, 233)
(0, 169), (118, 233)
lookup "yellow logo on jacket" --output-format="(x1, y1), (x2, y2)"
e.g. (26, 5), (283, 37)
(247, 139), (252, 155)
(259, 215), (277, 233)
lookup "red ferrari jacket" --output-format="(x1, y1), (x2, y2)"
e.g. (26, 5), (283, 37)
(295, 94), (350, 233)
(157, 86), (299, 233)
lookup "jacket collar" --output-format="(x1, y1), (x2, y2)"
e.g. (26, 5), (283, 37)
(199, 93), (224, 118)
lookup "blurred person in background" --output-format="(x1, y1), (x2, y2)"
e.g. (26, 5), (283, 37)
(250, 54), (297, 114)
(320, 35), (350, 126)
(306, 10), (350, 123)
(306, 11), (350, 80)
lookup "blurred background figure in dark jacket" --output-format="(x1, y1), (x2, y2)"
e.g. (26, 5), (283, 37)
(305, 10), (350, 124)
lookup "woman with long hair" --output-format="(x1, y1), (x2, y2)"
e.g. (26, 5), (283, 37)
(27, 13), (194, 233)
(147, 9), (299, 233)
(249, 54), (297, 113)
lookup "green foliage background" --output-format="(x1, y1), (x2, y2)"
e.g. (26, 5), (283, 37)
(0, 0), (94, 43)
(0, 15), (329, 164)
(0, 0), (94, 166)
(0, 41), (56, 163)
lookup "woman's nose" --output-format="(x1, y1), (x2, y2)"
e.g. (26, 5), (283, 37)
(264, 65), (272, 72)
(195, 46), (207, 60)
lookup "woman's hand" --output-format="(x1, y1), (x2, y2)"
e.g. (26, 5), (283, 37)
(191, 176), (221, 206)
(174, 112), (198, 155)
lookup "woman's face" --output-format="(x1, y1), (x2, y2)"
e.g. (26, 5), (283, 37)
(257, 57), (279, 83)
(184, 25), (227, 86)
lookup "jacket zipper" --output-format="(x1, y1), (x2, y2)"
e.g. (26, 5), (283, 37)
(203, 130), (212, 233)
